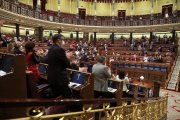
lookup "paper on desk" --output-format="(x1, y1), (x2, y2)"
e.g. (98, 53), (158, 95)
(0, 70), (6, 76)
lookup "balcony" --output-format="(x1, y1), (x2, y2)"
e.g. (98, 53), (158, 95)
(0, 0), (180, 32)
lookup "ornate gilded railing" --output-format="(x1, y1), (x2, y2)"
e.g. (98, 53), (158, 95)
(0, 0), (179, 27)
(0, 96), (168, 120)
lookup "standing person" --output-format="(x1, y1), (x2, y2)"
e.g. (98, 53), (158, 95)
(47, 34), (72, 98)
(92, 56), (111, 98)
(12, 41), (23, 54)
(25, 41), (40, 82)
(115, 71), (130, 97)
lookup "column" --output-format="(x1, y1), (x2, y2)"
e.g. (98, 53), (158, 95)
(0, 20), (4, 36)
(150, 32), (153, 43)
(58, 0), (60, 16)
(15, 24), (19, 39)
(130, 32), (133, 44)
(94, 32), (96, 46)
(58, 29), (62, 35)
(150, 0), (154, 25)
(130, 0), (134, 26)
(26, 29), (29, 36)
(40, 0), (47, 12)
(70, 33), (73, 38)
(111, 32), (114, 44)
(76, 0), (80, 24)
(37, 0), (41, 11)
(94, 0), (97, 20)
(15, 0), (19, 4)
(173, 0), (178, 22)
(151, 0), (154, 14)
(112, 0), (115, 26)
(175, 0), (178, 12)
(172, 30), (176, 42)
(76, 31), (79, 42)
(37, 27), (43, 41)
(76, 0), (79, 19)
(33, 0), (37, 10)
(49, 31), (53, 37)
(112, 0), (115, 20)
(131, 0), (134, 14)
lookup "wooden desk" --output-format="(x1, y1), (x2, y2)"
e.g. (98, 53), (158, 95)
(0, 53), (27, 119)
(130, 79), (160, 97)
(132, 79), (154, 88)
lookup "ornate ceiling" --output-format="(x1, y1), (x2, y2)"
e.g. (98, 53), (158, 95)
(81, 0), (147, 3)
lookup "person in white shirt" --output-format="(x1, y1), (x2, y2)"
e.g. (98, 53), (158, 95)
(75, 50), (80, 57)
(138, 44), (142, 51)
(143, 54), (149, 62)
(115, 71), (130, 97)
(109, 57), (115, 63)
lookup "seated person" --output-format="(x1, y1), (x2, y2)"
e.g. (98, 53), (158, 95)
(137, 45), (142, 51)
(148, 54), (154, 62)
(132, 54), (137, 61)
(71, 58), (79, 70)
(154, 54), (163, 63)
(115, 71), (130, 97)
(109, 57), (115, 63)
(79, 62), (87, 72)
(143, 54), (149, 62)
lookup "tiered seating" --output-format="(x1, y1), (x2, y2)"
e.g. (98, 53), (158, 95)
(106, 54), (174, 64)
(0, 47), (8, 53)
(34, 42), (49, 50)
(102, 50), (175, 57)
(95, 38), (177, 84)
(111, 61), (169, 82)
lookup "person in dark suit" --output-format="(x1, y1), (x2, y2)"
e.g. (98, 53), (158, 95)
(92, 56), (111, 98)
(47, 34), (72, 98)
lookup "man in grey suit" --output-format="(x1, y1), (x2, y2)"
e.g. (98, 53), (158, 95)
(92, 56), (111, 98)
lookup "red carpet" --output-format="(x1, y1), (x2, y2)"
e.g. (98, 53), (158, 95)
(160, 89), (180, 120)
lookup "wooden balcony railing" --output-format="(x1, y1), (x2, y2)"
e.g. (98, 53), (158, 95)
(0, 0), (179, 27)
(0, 96), (168, 120)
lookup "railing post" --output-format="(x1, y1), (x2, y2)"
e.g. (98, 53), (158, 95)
(164, 93), (168, 119)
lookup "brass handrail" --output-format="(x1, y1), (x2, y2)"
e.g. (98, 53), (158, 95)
(0, 96), (168, 120)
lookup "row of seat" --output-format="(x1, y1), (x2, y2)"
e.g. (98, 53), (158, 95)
(106, 55), (173, 64)
(103, 51), (175, 57)
(110, 61), (169, 72)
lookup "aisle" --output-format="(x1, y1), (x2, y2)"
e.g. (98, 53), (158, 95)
(160, 89), (180, 120)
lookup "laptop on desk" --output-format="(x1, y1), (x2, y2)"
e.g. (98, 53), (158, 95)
(38, 64), (48, 80)
(68, 72), (88, 89)
(107, 80), (117, 93)
(38, 64), (47, 75)
(0, 55), (13, 73)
